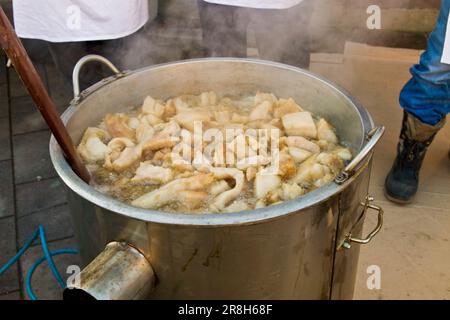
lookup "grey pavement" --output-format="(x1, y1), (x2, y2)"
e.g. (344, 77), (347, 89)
(0, 56), (77, 300)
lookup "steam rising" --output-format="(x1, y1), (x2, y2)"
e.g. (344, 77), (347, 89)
(117, 0), (315, 70)
(111, 1), (431, 71)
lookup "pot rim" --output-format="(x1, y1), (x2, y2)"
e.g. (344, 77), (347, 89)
(50, 58), (374, 226)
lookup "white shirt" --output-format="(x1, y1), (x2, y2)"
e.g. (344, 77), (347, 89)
(203, 0), (304, 9)
(13, 0), (149, 42)
(441, 16), (450, 64)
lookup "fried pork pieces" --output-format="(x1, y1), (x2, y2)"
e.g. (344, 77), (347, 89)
(77, 92), (352, 214)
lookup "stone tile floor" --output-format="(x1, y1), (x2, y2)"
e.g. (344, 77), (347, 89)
(0, 53), (79, 300)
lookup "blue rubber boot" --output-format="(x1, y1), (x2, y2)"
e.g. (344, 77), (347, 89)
(385, 111), (445, 204)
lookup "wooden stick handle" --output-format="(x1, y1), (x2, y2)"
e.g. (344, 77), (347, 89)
(0, 6), (90, 183)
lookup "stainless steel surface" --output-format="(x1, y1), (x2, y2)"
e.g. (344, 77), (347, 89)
(64, 242), (155, 300)
(50, 58), (383, 299)
(331, 158), (372, 300)
(72, 54), (123, 100)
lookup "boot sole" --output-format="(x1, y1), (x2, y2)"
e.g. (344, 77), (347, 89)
(384, 189), (415, 205)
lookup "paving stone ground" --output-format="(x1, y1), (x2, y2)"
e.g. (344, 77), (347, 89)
(0, 161), (14, 219)
(0, 54), (76, 300)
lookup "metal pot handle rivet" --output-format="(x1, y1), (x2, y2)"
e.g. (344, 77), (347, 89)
(335, 126), (385, 185)
(72, 54), (124, 100)
(342, 196), (384, 249)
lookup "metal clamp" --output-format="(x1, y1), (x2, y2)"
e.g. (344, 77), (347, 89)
(342, 196), (384, 249)
(335, 126), (385, 185)
(72, 54), (124, 101)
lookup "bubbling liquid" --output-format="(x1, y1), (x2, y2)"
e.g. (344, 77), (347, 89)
(77, 92), (352, 214)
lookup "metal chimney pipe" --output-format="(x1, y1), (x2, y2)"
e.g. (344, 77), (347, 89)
(63, 242), (155, 300)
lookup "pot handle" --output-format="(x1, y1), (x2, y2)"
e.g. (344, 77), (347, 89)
(342, 196), (384, 249)
(72, 54), (124, 100)
(335, 126), (385, 185)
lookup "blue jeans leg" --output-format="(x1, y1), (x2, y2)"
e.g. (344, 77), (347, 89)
(399, 0), (450, 126)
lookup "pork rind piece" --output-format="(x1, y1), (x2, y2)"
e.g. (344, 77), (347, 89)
(104, 137), (142, 172)
(254, 92), (277, 105)
(141, 121), (181, 153)
(288, 147), (313, 164)
(249, 101), (273, 122)
(132, 162), (174, 185)
(104, 113), (135, 140)
(274, 98), (303, 119)
(174, 109), (211, 131)
(131, 173), (215, 209)
(282, 112), (317, 138)
(254, 170), (281, 200)
(209, 168), (245, 210)
(142, 96), (165, 118)
(77, 128), (110, 163)
(281, 183), (305, 201)
(278, 153), (297, 178)
(317, 118), (338, 144)
(285, 136), (320, 154)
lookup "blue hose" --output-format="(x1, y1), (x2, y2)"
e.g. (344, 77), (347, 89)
(0, 225), (79, 300)
(25, 249), (79, 300)
(0, 228), (39, 276)
(38, 225), (66, 288)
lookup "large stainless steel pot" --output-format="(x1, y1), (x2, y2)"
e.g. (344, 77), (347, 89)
(50, 56), (384, 300)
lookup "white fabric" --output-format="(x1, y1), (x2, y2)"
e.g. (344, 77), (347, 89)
(13, 0), (149, 42)
(441, 15), (450, 64)
(203, 0), (304, 9)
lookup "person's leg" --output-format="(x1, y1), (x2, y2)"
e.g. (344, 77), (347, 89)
(399, 1), (450, 126)
(48, 41), (107, 91)
(253, 1), (313, 68)
(85, 38), (125, 84)
(48, 38), (125, 92)
(87, 38), (124, 68)
(197, 0), (249, 57)
(385, 1), (449, 204)
(48, 41), (89, 88)
(21, 39), (52, 65)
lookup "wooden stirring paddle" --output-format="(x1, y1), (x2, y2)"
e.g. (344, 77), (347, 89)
(0, 6), (90, 183)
